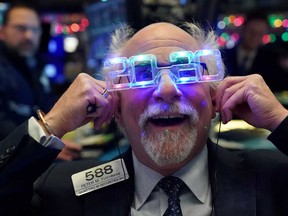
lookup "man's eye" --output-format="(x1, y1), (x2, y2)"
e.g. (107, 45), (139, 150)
(135, 66), (153, 81)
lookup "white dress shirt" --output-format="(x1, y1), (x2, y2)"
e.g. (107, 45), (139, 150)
(28, 117), (64, 149)
(131, 146), (212, 216)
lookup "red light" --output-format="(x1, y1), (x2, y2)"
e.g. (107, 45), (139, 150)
(217, 36), (226, 46)
(79, 23), (87, 32)
(81, 18), (89, 27)
(70, 23), (80, 32)
(234, 16), (245, 27)
(262, 34), (271, 44)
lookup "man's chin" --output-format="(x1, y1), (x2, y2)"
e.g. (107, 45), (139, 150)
(142, 128), (197, 167)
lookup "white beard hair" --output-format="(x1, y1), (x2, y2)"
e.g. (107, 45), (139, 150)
(139, 101), (199, 166)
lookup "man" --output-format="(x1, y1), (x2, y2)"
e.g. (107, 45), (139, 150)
(0, 2), (55, 139)
(0, 2), (81, 160)
(221, 11), (288, 92)
(0, 22), (288, 216)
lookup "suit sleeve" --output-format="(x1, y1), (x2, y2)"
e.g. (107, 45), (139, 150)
(268, 116), (288, 155)
(0, 120), (61, 215)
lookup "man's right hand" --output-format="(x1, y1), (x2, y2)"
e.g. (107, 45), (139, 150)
(43, 73), (118, 138)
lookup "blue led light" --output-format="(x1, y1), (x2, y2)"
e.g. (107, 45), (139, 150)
(169, 51), (193, 64)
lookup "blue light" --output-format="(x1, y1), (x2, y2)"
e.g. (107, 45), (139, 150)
(170, 51), (193, 63)
(44, 64), (57, 78)
(179, 0), (187, 6)
(48, 39), (57, 54)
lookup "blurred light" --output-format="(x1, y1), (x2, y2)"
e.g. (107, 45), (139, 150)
(283, 19), (288, 28)
(234, 16), (244, 27)
(217, 21), (226, 29)
(44, 64), (57, 78)
(230, 32), (240, 41)
(229, 15), (236, 23)
(270, 34), (276, 43)
(262, 34), (271, 44)
(62, 25), (70, 34)
(282, 32), (288, 42)
(179, 0), (188, 5)
(47, 36), (64, 56)
(221, 32), (229, 41)
(54, 24), (63, 34)
(64, 36), (79, 53)
(48, 39), (57, 53)
(268, 14), (284, 28)
(268, 15), (277, 27)
(223, 16), (230, 25)
(81, 18), (89, 27)
(79, 23), (86, 32)
(70, 23), (80, 32)
(274, 19), (282, 28)
(0, 3), (8, 11)
(226, 40), (236, 49)
(217, 36), (226, 46)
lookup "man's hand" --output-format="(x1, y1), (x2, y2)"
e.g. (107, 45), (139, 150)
(214, 74), (288, 131)
(43, 73), (118, 138)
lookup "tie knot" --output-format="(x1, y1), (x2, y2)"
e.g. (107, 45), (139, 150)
(158, 176), (184, 198)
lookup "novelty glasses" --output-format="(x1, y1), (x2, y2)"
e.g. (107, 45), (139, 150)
(104, 49), (224, 91)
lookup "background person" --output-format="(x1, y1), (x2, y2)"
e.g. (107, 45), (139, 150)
(221, 11), (288, 92)
(0, 2), (81, 160)
(0, 22), (288, 216)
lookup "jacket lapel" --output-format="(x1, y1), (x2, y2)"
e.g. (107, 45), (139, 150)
(208, 141), (256, 216)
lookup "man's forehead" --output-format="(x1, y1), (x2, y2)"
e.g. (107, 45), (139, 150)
(8, 8), (39, 25)
(122, 23), (200, 58)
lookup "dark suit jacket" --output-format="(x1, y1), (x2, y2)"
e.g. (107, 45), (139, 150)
(221, 45), (288, 92)
(1, 117), (288, 216)
(0, 41), (58, 140)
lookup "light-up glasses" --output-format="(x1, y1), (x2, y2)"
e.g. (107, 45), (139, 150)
(104, 49), (224, 91)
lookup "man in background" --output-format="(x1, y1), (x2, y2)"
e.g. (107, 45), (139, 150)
(221, 11), (288, 92)
(0, 2), (81, 160)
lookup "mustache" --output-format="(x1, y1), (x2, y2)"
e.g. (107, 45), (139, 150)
(139, 101), (199, 129)
(20, 40), (37, 47)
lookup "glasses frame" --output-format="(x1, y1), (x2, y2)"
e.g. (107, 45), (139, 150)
(104, 49), (224, 91)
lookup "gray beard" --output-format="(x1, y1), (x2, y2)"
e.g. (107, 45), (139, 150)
(141, 125), (198, 166)
(139, 102), (199, 166)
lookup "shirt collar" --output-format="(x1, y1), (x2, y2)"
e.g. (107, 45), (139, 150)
(132, 146), (209, 210)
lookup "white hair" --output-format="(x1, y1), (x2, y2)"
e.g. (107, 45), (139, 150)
(107, 22), (220, 56)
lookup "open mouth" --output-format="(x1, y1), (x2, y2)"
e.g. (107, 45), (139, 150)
(148, 114), (188, 126)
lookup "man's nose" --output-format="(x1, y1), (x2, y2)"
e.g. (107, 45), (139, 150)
(153, 70), (182, 102)
(24, 30), (35, 40)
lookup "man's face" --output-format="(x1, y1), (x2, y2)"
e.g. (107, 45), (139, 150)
(116, 23), (215, 172)
(242, 19), (268, 51)
(0, 7), (42, 57)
